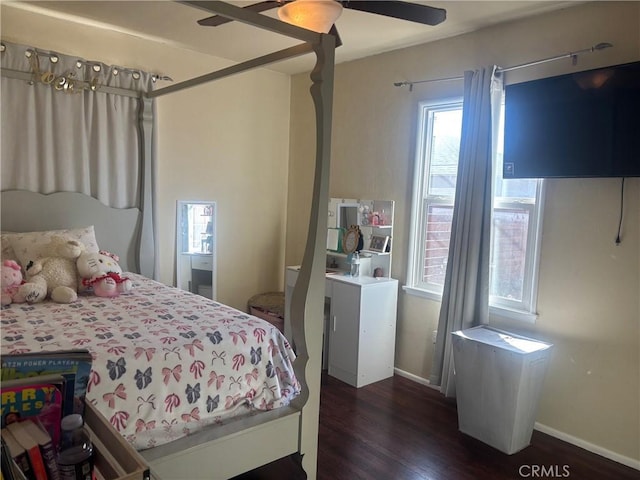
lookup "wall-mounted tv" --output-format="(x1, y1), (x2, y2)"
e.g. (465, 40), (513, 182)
(503, 60), (640, 178)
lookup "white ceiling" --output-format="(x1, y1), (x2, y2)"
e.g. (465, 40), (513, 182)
(6, 1), (579, 74)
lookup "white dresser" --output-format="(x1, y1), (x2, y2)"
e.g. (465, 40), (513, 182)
(285, 267), (398, 388)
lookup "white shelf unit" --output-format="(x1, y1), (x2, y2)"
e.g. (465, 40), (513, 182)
(327, 198), (395, 278)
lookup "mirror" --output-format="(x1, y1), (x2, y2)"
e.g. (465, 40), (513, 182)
(176, 200), (216, 300)
(337, 204), (359, 230)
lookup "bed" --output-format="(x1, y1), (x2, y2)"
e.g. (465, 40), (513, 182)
(0, 2), (335, 479)
(1, 270), (301, 450)
(0, 192), (315, 480)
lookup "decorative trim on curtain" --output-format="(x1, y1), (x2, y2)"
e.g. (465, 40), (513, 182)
(0, 40), (159, 277)
(429, 66), (503, 397)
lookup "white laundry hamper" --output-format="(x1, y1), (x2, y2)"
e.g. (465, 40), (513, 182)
(451, 326), (553, 454)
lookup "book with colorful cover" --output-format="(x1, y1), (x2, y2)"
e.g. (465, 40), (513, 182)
(5, 372), (77, 420)
(1, 373), (68, 416)
(1, 378), (64, 449)
(0, 349), (92, 417)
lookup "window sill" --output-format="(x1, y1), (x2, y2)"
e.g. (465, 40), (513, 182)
(489, 305), (537, 324)
(402, 285), (538, 323)
(402, 285), (442, 302)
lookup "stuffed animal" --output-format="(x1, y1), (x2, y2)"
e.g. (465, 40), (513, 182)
(1, 259), (25, 306)
(77, 250), (132, 297)
(17, 236), (84, 304)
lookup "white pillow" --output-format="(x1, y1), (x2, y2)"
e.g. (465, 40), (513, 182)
(1, 232), (17, 262)
(7, 226), (100, 269)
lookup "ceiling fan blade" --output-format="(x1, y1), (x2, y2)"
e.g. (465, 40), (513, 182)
(197, 1), (281, 27)
(342, 1), (446, 26)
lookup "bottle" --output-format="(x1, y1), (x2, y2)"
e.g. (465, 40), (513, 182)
(350, 252), (360, 277)
(57, 414), (94, 480)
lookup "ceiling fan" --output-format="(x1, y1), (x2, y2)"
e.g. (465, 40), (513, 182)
(196, 1), (447, 31)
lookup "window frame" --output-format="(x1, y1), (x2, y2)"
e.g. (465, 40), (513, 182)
(405, 99), (544, 323)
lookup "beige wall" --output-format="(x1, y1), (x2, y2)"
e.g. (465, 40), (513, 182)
(287, 1), (639, 464)
(1, 5), (291, 311)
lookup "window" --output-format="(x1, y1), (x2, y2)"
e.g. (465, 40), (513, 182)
(406, 99), (544, 321)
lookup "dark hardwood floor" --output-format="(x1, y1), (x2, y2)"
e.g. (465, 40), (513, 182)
(236, 372), (638, 479)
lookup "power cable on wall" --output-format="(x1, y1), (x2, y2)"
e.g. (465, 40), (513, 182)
(615, 177), (625, 245)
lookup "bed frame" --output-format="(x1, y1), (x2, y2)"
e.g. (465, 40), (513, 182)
(0, 2), (335, 478)
(1, 190), (142, 274)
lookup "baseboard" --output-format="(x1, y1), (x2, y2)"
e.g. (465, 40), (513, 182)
(534, 422), (640, 471)
(393, 367), (439, 390)
(393, 369), (639, 471)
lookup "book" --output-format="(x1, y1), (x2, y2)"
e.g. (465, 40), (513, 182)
(18, 420), (60, 480)
(6, 421), (48, 480)
(1, 435), (18, 480)
(1, 428), (35, 480)
(2, 439), (29, 480)
(1, 349), (92, 417)
(1, 377), (64, 449)
(3, 373), (76, 420)
(10, 461), (29, 480)
(6, 459), (28, 480)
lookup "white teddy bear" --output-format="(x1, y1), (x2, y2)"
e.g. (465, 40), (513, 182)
(17, 235), (84, 304)
(77, 250), (132, 297)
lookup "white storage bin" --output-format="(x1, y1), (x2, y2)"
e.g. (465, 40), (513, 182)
(451, 326), (553, 454)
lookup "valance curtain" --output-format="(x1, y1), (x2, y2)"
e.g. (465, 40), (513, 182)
(0, 41), (158, 278)
(429, 66), (503, 397)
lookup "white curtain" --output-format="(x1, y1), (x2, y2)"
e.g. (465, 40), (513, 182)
(429, 66), (503, 397)
(1, 41), (158, 278)
(1, 41), (154, 209)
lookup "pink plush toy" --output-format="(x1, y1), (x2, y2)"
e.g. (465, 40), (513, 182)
(77, 250), (132, 298)
(1, 259), (25, 306)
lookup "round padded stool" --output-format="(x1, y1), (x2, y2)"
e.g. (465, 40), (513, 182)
(247, 291), (285, 332)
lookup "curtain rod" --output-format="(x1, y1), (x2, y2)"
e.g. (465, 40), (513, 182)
(394, 42), (613, 91)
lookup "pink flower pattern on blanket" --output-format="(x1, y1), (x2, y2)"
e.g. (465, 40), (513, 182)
(0, 274), (300, 450)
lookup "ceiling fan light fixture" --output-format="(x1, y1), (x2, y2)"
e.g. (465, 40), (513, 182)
(278, 0), (343, 33)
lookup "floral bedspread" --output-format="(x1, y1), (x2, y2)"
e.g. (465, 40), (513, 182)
(0, 274), (300, 450)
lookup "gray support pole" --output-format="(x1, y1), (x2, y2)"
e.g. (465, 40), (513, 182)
(138, 96), (157, 279)
(290, 32), (336, 479)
